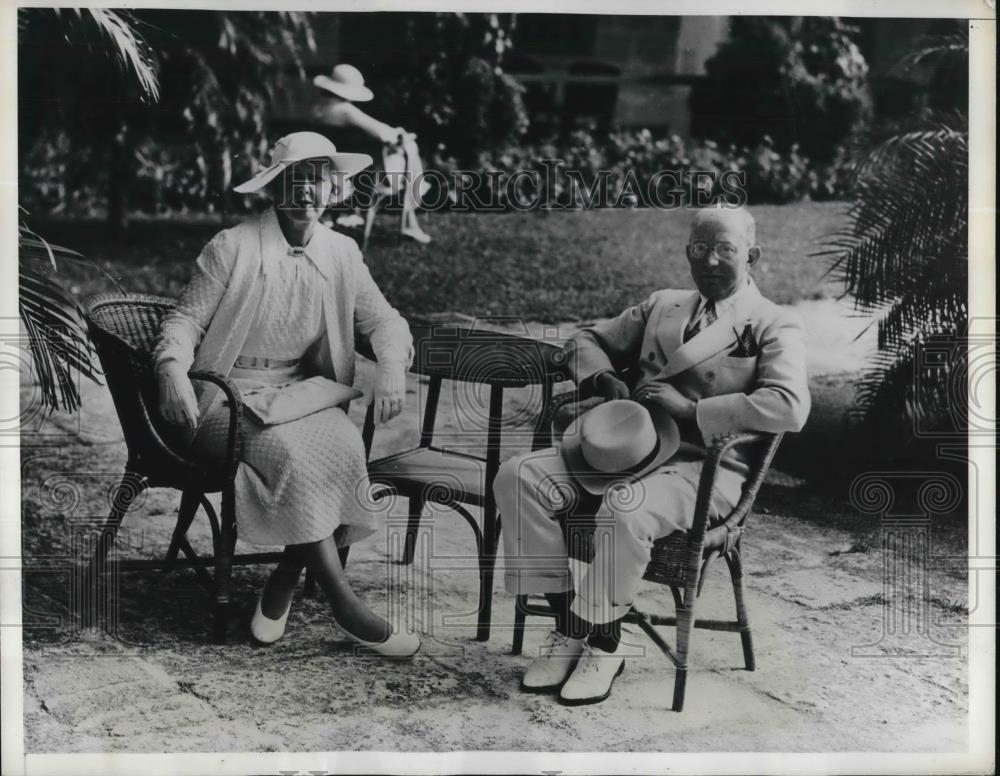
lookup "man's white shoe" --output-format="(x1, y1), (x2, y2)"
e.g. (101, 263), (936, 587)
(558, 643), (625, 705)
(521, 630), (586, 693)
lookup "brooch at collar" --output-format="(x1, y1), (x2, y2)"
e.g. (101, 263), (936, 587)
(288, 246), (306, 257)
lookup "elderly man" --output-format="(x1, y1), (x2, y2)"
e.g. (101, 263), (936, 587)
(494, 206), (810, 705)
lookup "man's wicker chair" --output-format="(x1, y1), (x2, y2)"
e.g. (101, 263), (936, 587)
(82, 292), (347, 643)
(511, 390), (783, 712)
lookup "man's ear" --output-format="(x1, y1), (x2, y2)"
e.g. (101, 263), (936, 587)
(748, 245), (762, 266)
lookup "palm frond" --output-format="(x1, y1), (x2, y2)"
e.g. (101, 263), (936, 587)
(813, 38), (969, 446)
(18, 216), (103, 415)
(896, 33), (969, 71)
(56, 8), (160, 101)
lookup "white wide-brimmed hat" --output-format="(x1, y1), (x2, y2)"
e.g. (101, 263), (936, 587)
(313, 63), (374, 103)
(560, 400), (680, 495)
(233, 132), (373, 194)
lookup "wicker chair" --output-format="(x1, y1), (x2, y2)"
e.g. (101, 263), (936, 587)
(511, 390), (783, 712)
(82, 292), (347, 643)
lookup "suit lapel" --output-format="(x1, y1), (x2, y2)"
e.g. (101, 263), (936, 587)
(654, 292), (698, 358)
(657, 281), (762, 380)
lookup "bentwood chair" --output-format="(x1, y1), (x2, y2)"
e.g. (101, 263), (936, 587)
(82, 293), (349, 644)
(512, 389), (783, 712)
(359, 322), (570, 642)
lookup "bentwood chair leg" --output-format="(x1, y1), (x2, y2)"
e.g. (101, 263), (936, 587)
(511, 595), (528, 655)
(166, 488), (201, 561)
(212, 489), (237, 644)
(476, 508), (500, 642)
(402, 496), (424, 566)
(727, 549), (755, 671)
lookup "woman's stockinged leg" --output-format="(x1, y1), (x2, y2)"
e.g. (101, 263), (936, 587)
(297, 533), (391, 643)
(260, 546), (305, 619)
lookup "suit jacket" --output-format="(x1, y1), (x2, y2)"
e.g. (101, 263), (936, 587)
(153, 207), (412, 444)
(565, 279), (810, 475)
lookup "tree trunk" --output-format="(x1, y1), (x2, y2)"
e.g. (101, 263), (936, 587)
(108, 120), (132, 236)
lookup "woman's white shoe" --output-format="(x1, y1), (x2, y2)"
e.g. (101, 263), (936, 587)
(250, 595), (291, 645)
(334, 618), (421, 658)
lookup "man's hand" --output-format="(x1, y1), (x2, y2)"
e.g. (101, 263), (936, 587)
(373, 361), (405, 423)
(157, 362), (199, 429)
(634, 382), (697, 421)
(593, 371), (630, 401)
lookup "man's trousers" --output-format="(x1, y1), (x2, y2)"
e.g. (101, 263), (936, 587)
(494, 447), (744, 625)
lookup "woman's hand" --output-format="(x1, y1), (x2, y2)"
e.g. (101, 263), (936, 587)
(634, 382), (697, 421)
(157, 362), (199, 429)
(373, 361), (406, 423)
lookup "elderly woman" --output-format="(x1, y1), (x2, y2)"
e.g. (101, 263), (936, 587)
(312, 63), (431, 244)
(153, 132), (419, 657)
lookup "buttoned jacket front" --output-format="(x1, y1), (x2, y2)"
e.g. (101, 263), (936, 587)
(154, 207), (412, 443)
(565, 279), (810, 473)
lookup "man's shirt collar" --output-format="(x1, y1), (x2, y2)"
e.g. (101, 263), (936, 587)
(694, 277), (754, 318)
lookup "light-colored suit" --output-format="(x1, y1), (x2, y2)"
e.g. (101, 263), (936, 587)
(494, 278), (810, 624)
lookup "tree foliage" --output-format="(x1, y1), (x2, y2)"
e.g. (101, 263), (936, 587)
(18, 8), (316, 227)
(689, 16), (871, 162)
(361, 13), (529, 167)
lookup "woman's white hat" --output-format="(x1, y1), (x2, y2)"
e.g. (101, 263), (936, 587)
(233, 132), (372, 194)
(560, 400), (680, 494)
(313, 63), (374, 103)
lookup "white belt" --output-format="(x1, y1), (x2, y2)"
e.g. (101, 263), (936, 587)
(233, 355), (300, 370)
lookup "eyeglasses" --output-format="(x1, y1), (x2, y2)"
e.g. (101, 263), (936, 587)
(689, 241), (740, 260)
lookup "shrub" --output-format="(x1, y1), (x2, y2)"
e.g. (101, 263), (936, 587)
(689, 16), (871, 162)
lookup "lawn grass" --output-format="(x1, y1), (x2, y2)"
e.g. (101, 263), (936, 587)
(35, 201), (849, 322)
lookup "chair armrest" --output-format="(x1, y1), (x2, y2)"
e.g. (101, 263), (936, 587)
(188, 371), (243, 484)
(691, 432), (782, 541)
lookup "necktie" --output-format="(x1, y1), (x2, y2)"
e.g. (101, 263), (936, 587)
(684, 300), (717, 343)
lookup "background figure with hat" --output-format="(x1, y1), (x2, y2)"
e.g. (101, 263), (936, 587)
(153, 131), (420, 657)
(494, 205), (811, 704)
(312, 63), (432, 244)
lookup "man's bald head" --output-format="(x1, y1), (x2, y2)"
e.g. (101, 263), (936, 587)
(690, 206), (756, 246)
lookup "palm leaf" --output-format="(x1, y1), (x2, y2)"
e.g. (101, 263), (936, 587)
(56, 8), (160, 101)
(18, 216), (103, 415)
(813, 37), (969, 447)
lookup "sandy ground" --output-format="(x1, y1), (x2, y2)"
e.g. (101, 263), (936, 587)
(18, 299), (971, 753)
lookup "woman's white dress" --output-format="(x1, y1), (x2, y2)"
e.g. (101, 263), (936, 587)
(190, 249), (373, 547)
(153, 210), (410, 548)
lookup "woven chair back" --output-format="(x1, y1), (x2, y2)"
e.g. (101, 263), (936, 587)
(82, 294), (195, 484)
